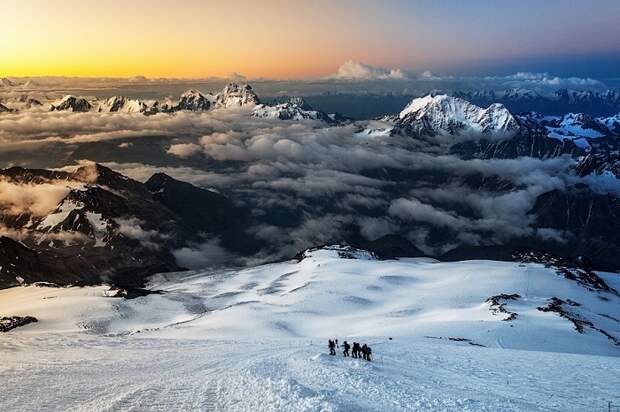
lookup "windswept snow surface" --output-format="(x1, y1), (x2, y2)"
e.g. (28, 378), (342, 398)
(1, 334), (619, 412)
(1, 248), (619, 411)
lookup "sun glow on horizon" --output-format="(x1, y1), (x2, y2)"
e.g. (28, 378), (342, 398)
(2, 0), (620, 79)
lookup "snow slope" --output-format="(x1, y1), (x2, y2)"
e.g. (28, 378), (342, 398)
(1, 247), (619, 354)
(1, 334), (619, 412)
(1, 247), (619, 411)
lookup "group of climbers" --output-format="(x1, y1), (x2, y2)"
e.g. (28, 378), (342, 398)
(328, 339), (372, 361)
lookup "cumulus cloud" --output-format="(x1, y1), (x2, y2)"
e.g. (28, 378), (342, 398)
(389, 198), (467, 229)
(329, 61), (408, 81)
(167, 143), (202, 158)
(0, 179), (70, 216)
(115, 217), (165, 250)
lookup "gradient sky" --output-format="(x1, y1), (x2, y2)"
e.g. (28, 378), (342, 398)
(1, 0), (619, 79)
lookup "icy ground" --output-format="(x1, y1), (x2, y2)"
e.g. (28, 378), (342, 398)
(1, 247), (619, 411)
(1, 334), (619, 412)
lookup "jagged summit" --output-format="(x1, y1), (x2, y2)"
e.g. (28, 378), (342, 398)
(213, 83), (260, 108)
(50, 95), (92, 112)
(175, 89), (212, 112)
(394, 94), (519, 137)
(96, 96), (157, 114)
(252, 96), (338, 122)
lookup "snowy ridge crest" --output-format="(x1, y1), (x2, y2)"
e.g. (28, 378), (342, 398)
(395, 94), (520, 137)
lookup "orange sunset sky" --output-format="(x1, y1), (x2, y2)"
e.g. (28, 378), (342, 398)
(2, 0), (620, 79)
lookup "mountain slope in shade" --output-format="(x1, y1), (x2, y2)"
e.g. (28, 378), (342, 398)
(0, 164), (253, 289)
(145, 172), (257, 254)
(528, 184), (620, 269)
(449, 129), (585, 159)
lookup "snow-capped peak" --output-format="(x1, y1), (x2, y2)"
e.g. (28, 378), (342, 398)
(399, 94), (449, 119)
(252, 96), (337, 123)
(97, 96), (154, 113)
(175, 89), (212, 112)
(213, 83), (260, 108)
(396, 94), (519, 137)
(50, 95), (93, 112)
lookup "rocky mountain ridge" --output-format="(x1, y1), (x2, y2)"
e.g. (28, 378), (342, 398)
(0, 164), (255, 289)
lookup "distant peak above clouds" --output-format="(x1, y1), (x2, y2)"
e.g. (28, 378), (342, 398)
(394, 94), (519, 138)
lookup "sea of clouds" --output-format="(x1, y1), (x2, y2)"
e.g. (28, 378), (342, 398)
(2, 94), (618, 266)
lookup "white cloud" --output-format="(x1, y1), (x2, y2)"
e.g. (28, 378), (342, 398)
(115, 217), (164, 250)
(0, 179), (70, 216)
(173, 238), (233, 269)
(167, 143), (202, 158)
(329, 61), (407, 81)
